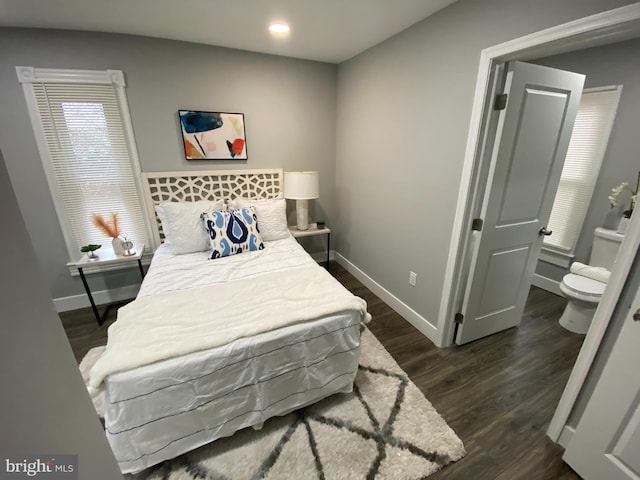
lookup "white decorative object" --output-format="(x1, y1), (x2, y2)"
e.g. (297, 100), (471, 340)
(141, 169), (283, 249)
(284, 171), (319, 231)
(112, 236), (125, 256)
(155, 199), (224, 254)
(617, 216), (631, 234)
(228, 196), (289, 241)
(122, 238), (135, 256)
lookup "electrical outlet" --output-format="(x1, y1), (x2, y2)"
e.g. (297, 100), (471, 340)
(409, 271), (417, 286)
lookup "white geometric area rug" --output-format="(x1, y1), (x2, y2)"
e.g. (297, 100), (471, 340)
(82, 328), (465, 479)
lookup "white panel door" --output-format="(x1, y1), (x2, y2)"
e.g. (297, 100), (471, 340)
(563, 286), (640, 479)
(456, 61), (584, 345)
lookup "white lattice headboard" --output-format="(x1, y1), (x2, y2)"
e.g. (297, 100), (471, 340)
(141, 168), (283, 249)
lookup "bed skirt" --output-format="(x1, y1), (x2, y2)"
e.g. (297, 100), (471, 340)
(103, 312), (362, 474)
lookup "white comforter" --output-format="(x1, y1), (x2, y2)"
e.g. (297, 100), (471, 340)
(89, 262), (370, 391)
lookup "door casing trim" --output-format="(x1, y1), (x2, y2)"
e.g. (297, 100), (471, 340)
(436, 3), (640, 441)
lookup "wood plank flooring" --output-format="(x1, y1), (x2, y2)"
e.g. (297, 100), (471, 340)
(59, 261), (584, 479)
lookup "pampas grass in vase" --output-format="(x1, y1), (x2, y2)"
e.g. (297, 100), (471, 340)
(92, 212), (125, 255)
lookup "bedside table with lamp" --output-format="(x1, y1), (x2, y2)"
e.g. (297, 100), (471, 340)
(284, 170), (331, 270)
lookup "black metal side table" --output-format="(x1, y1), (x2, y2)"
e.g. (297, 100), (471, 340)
(67, 244), (145, 325)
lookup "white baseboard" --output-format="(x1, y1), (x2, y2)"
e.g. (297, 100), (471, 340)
(557, 425), (575, 448)
(54, 284), (141, 313)
(531, 273), (564, 297)
(309, 250), (335, 263)
(334, 252), (438, 345)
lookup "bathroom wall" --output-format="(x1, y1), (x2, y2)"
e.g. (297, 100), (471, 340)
(532, 37), (640, 282)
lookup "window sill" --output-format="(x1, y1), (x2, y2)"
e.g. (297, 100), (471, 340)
(539, 246), (574, 268)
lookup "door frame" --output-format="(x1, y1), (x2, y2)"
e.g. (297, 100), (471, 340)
(436, 3), (640, 439)
(455, 61), (585, 345)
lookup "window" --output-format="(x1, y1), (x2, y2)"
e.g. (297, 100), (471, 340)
(17, 67), (151, 262)
(543, 86), (622, 254)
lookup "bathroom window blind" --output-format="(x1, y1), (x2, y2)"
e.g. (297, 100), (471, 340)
(18, 68), (149, 261)
(544, 86), (622, 252)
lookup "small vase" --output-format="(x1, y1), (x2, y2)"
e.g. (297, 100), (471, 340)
(112, 236), (125, 255)
(617, 217), (631, 235)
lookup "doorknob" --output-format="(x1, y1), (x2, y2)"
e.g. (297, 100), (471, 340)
(539, 227), (553, 236)
(633, 309), (640, 321)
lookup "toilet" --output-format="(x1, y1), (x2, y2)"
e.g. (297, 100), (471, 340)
(558, 227), (624, 334)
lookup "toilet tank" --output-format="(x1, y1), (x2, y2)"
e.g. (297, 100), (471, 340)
(589, 227), (624, 269)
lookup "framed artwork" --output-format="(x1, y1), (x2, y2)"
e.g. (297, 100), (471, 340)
(178, 110), (247, 160)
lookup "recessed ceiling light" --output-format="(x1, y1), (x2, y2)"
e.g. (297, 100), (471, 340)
(269, 22), (290, 34)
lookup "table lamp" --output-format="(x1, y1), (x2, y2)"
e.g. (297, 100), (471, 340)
(284, 171), (319, 230)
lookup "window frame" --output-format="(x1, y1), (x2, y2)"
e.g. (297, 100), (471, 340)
(16, 66), (154, 266)
(540, 84), (622, 267)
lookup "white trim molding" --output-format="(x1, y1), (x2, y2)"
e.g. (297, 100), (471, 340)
(538, 247), (574, 269)
(429, 2), (640, 444)
(16, 66), (151, 263)
(54, 284), (141, 313)
(16, 66), (125, 86)
(334, 252), (438, 344)
(141, 169), (284, 250)
(437, 2), (640, 349)
(531, 273), (564, 297)
(557, 425), (576, 449)
(309, 250), (335, 264)
(547, 211), (640, 441)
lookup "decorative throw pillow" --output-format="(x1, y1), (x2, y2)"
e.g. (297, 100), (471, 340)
(155, 200), (224, 254)
(202, 207), (265, 259)
(227, 196), (289, 241)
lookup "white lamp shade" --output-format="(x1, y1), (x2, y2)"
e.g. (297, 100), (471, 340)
(284, 171), (319, 200)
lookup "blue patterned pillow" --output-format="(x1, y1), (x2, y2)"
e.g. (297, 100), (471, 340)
(202, 207), (265, 259)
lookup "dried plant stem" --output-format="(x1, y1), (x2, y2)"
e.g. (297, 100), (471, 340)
(92, 212), (121, 238)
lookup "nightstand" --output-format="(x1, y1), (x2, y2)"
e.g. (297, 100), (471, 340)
(288, 224), (331, 270)
(67, 244), (146, 326)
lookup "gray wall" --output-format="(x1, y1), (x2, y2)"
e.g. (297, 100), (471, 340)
(0, 28), (337, 302)
(334, 0), (635, 328)
(0, 0), (636, 465)
(532, 38), (640, 281)
(0, 149), (121, 477)
(0, 2), (636, 317)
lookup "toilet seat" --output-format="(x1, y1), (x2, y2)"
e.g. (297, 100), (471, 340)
(562, 273), (606, 298)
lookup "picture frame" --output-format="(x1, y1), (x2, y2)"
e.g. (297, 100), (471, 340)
(178, 110), (247, 160)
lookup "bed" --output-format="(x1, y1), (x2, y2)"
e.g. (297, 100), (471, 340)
(87, 169), (370, 474)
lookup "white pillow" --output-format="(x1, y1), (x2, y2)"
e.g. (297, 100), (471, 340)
(227, 196), (290, 241)
(155, 200), (224, 254)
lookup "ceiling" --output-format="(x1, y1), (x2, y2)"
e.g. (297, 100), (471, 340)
(0, 0), (458, 63)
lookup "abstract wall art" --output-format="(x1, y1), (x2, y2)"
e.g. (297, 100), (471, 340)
(178, 110), (247, 160)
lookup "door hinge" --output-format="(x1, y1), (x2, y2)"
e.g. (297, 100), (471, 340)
(455, 312), (464, 324)
(472, 218), (483, 231)
(494, 93), (508, 110)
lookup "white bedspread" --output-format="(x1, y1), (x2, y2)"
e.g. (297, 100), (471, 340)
(89, 263), (370, 391)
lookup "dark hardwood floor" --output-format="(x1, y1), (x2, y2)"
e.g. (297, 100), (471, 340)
(59, 261), (584, 479)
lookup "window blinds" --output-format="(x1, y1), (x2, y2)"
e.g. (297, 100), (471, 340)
(33, 82), (147, 255)
(544, 87), (621, 252)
